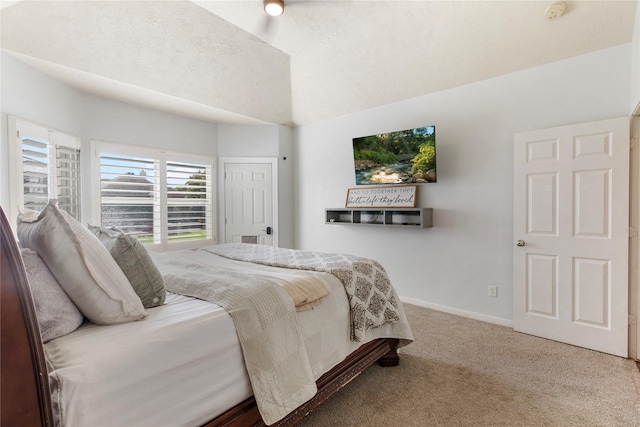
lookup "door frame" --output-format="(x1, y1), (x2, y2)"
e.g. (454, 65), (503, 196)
(217, 157), (279, 247)
(631, 111), (640, 360)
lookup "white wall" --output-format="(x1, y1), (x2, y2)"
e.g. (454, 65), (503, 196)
(277, 127), (295, 249)
(294, 44), (632, 323)
(218, 124), (279, 157)
(82, 96), (218, 155)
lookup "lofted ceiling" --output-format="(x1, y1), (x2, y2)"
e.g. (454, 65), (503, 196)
(1, 1), (637, 127)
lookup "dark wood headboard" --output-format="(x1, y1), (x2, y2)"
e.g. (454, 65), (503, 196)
(1, 206), (53, 426)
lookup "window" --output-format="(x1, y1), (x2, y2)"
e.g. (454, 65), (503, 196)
(8, 117), (82, 223)
(91, 141), (215, 250)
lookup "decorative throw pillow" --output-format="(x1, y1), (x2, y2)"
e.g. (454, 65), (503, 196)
(17, 200), (147, 325)
(88, 225), (166, 308)
(20, 248), (84, 342)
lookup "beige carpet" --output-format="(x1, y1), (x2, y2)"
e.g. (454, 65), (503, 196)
(298, 303), (640, 427)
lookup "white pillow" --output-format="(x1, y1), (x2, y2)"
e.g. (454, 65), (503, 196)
(17, 200), (147, 325)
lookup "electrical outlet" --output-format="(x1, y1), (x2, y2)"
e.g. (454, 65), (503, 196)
(488, 285), (498, 298)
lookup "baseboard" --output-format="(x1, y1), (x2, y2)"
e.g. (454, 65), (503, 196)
(400, 296), (514, 328)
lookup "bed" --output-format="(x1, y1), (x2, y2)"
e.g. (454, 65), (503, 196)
(0, 202), (413, 426)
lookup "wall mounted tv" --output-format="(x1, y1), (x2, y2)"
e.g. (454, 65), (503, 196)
(352, 125), (436, 185)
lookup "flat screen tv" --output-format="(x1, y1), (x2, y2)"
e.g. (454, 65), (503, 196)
(352, 125), (436, 185)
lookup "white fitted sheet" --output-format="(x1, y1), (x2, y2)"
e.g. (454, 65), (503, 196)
(46, 293), (251, 427)
(45, 255), (411, 427)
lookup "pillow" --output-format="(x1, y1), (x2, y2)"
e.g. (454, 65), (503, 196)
(20, 248), (84, 342)
(88, 225), (166, 308)
(17, 200), (147, 325)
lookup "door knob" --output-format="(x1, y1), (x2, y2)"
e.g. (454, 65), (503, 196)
(515, 240), (525, 247)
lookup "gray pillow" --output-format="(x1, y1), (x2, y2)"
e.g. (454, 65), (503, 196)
(88, 225), (166, 308)
(17, 199), (147, 325)
(20, 248), (84, 342)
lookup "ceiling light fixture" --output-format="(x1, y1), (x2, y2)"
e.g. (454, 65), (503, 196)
(264, 0), (284, 17)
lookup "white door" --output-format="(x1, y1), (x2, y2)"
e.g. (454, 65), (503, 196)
(513, 117), (630, 357)
(224, 162), (275, 246)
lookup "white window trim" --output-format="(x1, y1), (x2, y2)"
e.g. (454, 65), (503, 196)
(90, 140), (217, 252)
(7, 115), (81, 229)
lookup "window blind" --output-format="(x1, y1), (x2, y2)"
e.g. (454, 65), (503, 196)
(13, 119), (82, 220)
(93, 141), (215, 249)
(56, 144), (82, 220)
(166, 160), (213, 243)
(21, 137), (50, 213)
(99, 153), (159, 243)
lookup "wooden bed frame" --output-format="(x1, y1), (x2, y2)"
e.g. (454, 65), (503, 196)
(0, 206), (400, 427)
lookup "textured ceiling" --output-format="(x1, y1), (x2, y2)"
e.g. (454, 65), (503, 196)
(1, 0), (291, 125)
(1, 1), (637, 126)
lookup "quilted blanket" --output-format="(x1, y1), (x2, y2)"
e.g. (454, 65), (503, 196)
(203, 243), (402, 342)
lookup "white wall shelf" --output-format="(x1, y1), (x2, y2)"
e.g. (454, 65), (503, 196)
(325, 208), (433, 228)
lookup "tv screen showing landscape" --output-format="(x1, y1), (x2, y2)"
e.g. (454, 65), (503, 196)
(352, 125), (436, 185)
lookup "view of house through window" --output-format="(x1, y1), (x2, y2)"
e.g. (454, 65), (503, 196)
(92, 141), (214, 248)
(99, 153), (159, 242)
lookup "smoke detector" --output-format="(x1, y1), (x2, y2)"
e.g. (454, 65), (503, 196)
(545, 2), (566, 20)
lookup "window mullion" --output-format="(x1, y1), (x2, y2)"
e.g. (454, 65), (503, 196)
(158, 156), (167, 251)
(205, 164), (214, 240)
(46, 131), (57, 208)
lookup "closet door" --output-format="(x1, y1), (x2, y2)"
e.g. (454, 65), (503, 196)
(224, 161), (275, 246)
(513, 117), (629, 357)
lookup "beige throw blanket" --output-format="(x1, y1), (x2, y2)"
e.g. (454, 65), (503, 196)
(151, 251), (316, 425)
(203, 243), (402, 342)
(177, 248), (330, 311)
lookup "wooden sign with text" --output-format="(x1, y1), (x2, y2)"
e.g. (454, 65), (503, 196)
(345, 185), (417, 208)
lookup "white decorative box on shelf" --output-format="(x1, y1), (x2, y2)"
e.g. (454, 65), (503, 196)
(325, 208), (433, 228)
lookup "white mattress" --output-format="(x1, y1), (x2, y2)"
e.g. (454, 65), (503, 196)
(44, 258), (406, 427)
